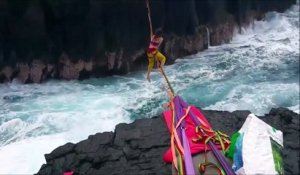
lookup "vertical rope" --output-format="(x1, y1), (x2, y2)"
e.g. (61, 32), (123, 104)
(146, 0), (153, 38)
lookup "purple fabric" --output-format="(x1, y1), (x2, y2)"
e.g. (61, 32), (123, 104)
(179, 96), (200, 126)
(174, 96), (183, 142)
(177, 96), (236, 175)
(208, 141), (236, 175)
(182, 130), (196, 175)
(174, 96), (195, 175)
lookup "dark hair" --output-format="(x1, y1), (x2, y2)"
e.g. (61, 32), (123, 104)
(155, 28), (163, 37)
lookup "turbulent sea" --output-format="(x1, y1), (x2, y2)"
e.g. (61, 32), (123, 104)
(0, 4), (299, 174)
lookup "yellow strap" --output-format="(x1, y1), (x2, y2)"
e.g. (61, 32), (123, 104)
(192, 135), (203, 143)
(198, 125), (215, 133)
(170, 101), (184, 172)
(216, 130), (230, 138)
(175, 106), (192, 129)
(171, 134), (178, 170)
(199, 162), (226, 175)
(173, 129), (184, 154)
(170, 101), (184, 154)
(201, 128), (230, 154)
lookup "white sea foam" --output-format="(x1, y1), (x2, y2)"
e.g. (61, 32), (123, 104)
(204, 83), (299, 115)
(0, 134), (67, 173)
(0, 3), (299, 174)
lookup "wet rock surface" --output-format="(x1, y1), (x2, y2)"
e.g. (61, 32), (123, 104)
(0, 0), (296, 83)
(37, 108), (299, 175)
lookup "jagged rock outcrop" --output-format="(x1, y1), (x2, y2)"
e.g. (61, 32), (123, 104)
(0, 0), (296, 83)
(30, 60), (46, 83)
(37, 108), (299, 175)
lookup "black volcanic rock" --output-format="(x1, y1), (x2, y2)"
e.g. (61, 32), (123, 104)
(37, 108), (299, 175)
(0, 0), (296, 83)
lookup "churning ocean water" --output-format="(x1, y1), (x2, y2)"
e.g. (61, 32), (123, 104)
(0, 4), (299, 174)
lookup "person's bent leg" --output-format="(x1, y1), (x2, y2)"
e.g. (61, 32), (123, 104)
(155, 51), (166, 73)
(156, 51), (166, 67)
(147, 54), (155, 81)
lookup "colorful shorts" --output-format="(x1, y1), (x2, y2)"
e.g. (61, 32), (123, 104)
(147, 50), (166, 69)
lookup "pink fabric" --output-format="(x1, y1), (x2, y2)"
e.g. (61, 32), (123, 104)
(162, 106), (226, 163)
(64, 171), (74, 175)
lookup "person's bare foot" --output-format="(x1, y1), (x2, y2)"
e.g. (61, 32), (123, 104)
(158, 67), (164, 74)
(147, 74), (151, 82)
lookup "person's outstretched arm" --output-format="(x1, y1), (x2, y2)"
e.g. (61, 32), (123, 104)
(146, 0), (153, 39)
(158, 37), (163, 47)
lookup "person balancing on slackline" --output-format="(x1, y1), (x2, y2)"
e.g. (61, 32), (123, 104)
(145, 0), (167, 82)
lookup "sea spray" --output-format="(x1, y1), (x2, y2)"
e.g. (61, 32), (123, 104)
(0, 4), (299, 174)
